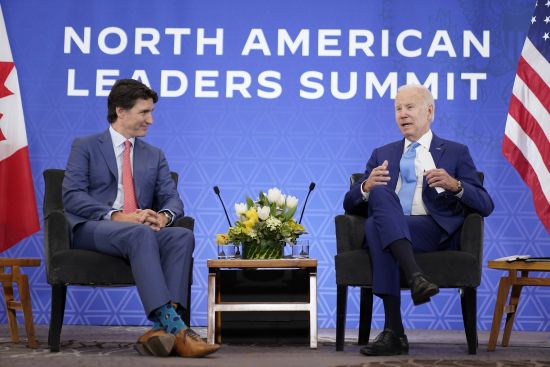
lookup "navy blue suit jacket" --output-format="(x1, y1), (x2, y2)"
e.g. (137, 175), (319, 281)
(62, 129), (184, 231)
(343, 134), (494, 235)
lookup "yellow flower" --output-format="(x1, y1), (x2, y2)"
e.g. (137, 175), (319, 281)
(242, 207), (259, 230)
(288, 221), (305, 233)
(216, 233), (229, 245)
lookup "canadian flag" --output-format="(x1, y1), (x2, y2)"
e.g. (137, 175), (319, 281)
(0, 5), (40, 252)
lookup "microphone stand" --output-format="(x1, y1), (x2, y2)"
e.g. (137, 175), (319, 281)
(213, 186), (239, 257)
(299, 182), (316, 224)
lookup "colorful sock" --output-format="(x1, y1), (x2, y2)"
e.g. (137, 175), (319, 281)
(153, 303), (187, 335)
(172, 303), (187, 321)
(152, 320), (162, 330)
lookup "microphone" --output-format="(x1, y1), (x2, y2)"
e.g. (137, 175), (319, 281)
(213, 186), (233, 227)
(298, 182), (316, 224)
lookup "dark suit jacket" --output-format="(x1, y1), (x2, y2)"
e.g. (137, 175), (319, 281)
(343, 133), (494, 235)
(62, 129), (184, 231)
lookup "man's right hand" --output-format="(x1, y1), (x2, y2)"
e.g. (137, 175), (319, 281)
(362, 160), (390, 192)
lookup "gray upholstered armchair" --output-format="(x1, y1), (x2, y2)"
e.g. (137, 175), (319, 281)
(43, 168), (194, 352)
(334, 172), (485, 355)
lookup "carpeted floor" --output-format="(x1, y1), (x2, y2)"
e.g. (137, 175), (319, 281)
(1, 325), (549, 367)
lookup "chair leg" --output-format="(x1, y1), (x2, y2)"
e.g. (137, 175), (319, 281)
(182, 258), (193, 326)
(358, 287), (373, 345)
(336, 285), (348, 351)
(48, 284), (67, 352)
(460, 287), (477, 355)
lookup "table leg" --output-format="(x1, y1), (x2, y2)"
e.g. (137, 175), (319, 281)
(487, 275), (511, 351)
(15, 268), (38, 348)
(215, 270), (222, 344)
(1, 269), (19, 344)
(502, 282), (523, 347)
(309, 270), (317, 349)
(207, 272), (216, 344)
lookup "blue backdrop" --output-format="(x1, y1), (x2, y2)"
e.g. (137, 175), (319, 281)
(1, 0), (548, 332)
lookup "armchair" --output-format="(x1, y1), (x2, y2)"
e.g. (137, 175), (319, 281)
(43, 168), (194, 352)
(335, 172), (485, 354)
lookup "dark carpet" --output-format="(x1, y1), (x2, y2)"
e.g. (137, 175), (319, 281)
(1, 325), (549, 367)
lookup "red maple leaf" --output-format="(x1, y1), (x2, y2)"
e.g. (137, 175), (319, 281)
(0, 61), (15, 142)
(0, 61), (14, 99)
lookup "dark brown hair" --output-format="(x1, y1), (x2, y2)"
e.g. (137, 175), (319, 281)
(107, 79), (158, 123)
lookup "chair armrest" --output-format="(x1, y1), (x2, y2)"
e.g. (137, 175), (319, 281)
(43, 210), (71, 277)
(459, 212), (484, 259)
(335, 214), (366, 254)
(173, 216), (195, 231)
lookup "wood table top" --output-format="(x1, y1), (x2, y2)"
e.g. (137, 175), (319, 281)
(208, 258), (317, 269)
(488, 260), (550, 272)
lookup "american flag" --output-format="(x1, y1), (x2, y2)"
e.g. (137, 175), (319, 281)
(502, 0), (550, 233)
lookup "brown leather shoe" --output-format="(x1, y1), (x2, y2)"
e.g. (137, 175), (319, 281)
(173, 328), (220, 358)
(134, 328), (176, 357)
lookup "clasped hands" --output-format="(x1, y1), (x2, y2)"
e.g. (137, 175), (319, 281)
(361, 160), (461, 193)
(111, 209), (169, 231)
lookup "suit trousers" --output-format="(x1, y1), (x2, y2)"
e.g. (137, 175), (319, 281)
(72, 220), (194, 317)
(364, 185), (455, 296)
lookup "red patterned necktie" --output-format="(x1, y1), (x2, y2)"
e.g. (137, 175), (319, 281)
(122, 140), (138, 213)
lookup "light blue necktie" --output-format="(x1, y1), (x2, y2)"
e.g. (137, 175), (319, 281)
(398, 141), (420, 215)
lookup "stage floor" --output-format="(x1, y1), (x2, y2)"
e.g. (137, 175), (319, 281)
(1, 325), (549, 367)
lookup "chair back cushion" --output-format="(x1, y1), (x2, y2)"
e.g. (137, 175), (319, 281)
(350, 173), (364, 186)
(43, 169), (66, 216)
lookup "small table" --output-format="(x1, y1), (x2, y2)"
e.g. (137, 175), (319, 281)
(207, 258), (318, 348)
(0, 258), (41, 348)
(487, 259), (550, 351)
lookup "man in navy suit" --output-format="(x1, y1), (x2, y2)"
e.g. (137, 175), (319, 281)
(62, 79), (219, 358)
(343, 84), (494, 356)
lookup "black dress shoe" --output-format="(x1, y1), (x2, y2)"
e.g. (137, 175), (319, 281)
(360, 329), (409, 356)
(409, 272), (439, 305)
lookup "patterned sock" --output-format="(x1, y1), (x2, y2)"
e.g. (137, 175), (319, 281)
(153, 303), (187, 335)
(152, 320), (162, 330)
(172, 303), (187, 322)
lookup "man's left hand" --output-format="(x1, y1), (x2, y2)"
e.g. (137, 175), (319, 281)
(424, 168), (460, 193)
(141, 209), (168, 231)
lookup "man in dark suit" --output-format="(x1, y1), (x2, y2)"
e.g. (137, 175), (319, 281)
(343, 84), (494, 356)
(62, 79), (219, 358)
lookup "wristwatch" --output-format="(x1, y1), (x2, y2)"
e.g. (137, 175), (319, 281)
(454, 180), (463, 194)
(161, 211), (173, 225)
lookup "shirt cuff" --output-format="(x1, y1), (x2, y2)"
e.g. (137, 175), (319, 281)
(360, 180), (370, 202)
(105, 210), (120, 220)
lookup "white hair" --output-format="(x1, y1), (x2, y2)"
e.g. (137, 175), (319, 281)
(397, 84), (435, 122)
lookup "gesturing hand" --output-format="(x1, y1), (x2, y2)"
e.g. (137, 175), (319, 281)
(424, 168), (460, 193)
(362, 160), (390, 193)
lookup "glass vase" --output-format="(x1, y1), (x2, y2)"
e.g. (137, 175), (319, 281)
(242, 240), (284, 259)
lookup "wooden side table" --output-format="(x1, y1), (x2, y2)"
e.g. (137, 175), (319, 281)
(487, 259), (550, 352)
(207, 258), (318, 348)
(0, 258), (41, 348)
